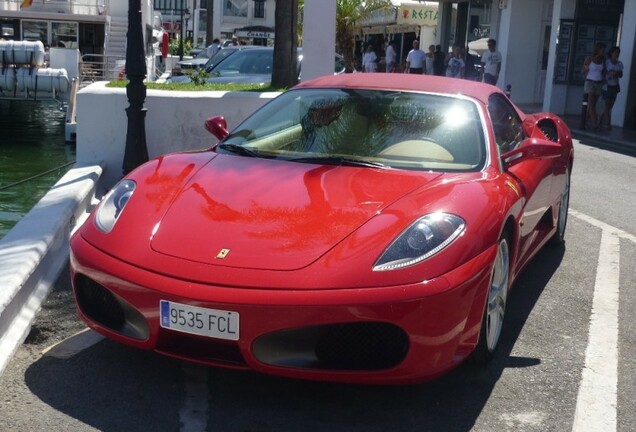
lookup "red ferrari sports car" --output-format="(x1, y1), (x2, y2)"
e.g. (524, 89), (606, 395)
(70, 74), (573, 384)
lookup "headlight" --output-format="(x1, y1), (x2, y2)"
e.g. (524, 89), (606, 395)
(94, 180), (136, 233)
(373, 213), (465, 271)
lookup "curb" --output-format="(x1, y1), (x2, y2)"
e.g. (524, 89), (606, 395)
(0, 164), (103, 376)
(570, 129), (636, 156)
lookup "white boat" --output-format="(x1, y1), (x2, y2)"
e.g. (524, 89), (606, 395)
(0, 0), (165, 141)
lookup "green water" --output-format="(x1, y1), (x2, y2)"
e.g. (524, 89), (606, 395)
(0, 100), (74, 239)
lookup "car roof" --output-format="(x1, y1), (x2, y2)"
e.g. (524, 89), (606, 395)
(294, 73), (502, 105)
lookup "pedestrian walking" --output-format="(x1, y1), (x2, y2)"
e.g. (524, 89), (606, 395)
(362, 44), (378, 73)
(445, 45), (465, 79)
(581, 42), (606, 130)
(405, 40), (426, 74)
(600, 46), (623, 129)
(481, 39), (502, 85)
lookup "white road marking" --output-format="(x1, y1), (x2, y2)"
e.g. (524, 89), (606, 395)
(570, 209), (636, 242)
(179, 363), (209, 432)
(571, 212), (621, 432)
(42, 327), (104, 359)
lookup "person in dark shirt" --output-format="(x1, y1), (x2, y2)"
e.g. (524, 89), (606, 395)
(433, 44), (445, 76)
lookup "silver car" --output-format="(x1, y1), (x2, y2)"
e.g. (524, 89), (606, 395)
(169, 47), (346, 85)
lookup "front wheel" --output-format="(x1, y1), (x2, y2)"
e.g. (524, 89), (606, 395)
(472, 235), (510, 363)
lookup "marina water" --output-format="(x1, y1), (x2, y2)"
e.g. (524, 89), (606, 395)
(0, 100), (74, 239)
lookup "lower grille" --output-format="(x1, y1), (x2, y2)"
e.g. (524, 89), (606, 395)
(74, 274), (125, 331)
(253, 322), (409, 371)
(73, 274), (148, 340)
(315, 322), (409, 370)
(157, 332), (247, 367)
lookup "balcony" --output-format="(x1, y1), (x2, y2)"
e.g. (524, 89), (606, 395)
(0, 0), (107, 16)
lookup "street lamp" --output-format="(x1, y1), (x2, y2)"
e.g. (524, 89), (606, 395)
(122, 0), (149, 176)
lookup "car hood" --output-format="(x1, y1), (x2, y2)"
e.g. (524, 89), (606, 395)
(178, 58), (208, 67)
(150, 155), (441, 271)
(205, 74), (270, 85)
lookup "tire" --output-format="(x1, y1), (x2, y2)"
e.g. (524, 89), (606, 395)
(549, 166), (571, 246)
(472, 235), (510, 364)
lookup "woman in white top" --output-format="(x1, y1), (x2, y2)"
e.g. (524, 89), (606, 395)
(425, 44), (435, 75)
(601, 46), (623, 129)
(581, 42), (606, 129)
(362, 44), (378, 73)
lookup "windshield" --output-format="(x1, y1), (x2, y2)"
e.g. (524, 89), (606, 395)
(209, 49), (273, 76)
(219, 88), (487, 172)
(205, 48), (240, 71)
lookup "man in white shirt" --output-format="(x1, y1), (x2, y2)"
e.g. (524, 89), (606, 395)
(405, 40), (426, 74)
(481, 39), (502, 85)
(206, 38), (221, 58)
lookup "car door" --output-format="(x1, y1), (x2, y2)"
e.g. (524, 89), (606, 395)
(488, 94), (555, 260)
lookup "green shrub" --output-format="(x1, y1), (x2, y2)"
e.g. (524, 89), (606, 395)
(185, 68), (210, 86)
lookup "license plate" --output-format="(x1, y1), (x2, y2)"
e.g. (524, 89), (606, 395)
(160, 300), (239, 341)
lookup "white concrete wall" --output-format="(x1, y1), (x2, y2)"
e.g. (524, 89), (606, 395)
(302, 0), (336, 81)
(612, 0), (636, 127)
(499, 0), (544, 104)
(0, 164), (102, 376)
(76, 82), (280, 188)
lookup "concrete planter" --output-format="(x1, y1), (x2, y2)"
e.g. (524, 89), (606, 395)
(76, 81), (281, 188)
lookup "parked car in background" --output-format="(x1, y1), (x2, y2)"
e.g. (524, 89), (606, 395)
(168, 47), (346, 85)
(188, 43), (208, 58)
(172, 45), (254, 76)
(173, 49), (210, 74)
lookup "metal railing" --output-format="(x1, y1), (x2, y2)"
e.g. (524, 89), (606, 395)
(79, 53), (125, 86)
(0, 0), (109, 15)
(80, 53), (166, 85)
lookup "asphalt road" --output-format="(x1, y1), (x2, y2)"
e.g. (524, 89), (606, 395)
(0, 138), (634, 432)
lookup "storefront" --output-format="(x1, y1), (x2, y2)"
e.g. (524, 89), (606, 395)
(357, 2), (438, 71)
(544, 0), (634, 128)
(234, 26), (274, 46)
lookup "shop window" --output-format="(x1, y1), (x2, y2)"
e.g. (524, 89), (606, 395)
(224, 0), (248, 17)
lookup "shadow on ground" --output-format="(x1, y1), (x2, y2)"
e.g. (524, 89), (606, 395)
(24, 245), (565, 432)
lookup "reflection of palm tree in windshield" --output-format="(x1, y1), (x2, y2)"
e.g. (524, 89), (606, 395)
(300, 95), (445, 157)
(300, 97), (389, 156)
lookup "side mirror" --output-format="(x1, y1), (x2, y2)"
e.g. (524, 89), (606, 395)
(501, 138), (562, 168)
(205, 116), (229, 140)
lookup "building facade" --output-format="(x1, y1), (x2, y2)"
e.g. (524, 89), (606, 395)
(432, 0), (633, 128)
(154, 0), (276, 47)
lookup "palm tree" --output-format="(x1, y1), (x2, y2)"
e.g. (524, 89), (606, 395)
(271, 0), (298, 88)
(335, 0), (393, 72)
(274, 0), (392, 85)
(205, 0), (213, 46)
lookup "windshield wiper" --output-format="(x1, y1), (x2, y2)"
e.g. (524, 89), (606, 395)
(217, 143), (259, 157)
(289, 156), (385, 168)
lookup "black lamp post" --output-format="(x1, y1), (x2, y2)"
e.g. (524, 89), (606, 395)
(177, 0), (189, 60)
(122, 0), (149, 176)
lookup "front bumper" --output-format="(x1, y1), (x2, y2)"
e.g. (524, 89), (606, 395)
(70, 234), (496, 384)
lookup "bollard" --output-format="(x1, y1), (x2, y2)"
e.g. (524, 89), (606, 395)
(505, 84), (511, 98)
(580, 93), (588, 129)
